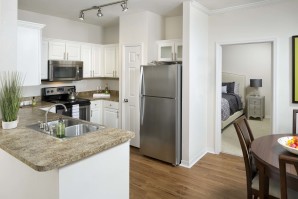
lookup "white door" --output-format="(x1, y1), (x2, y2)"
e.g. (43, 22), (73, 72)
(122, 45), (142, 147)
(92, 45), (102, 77)
(66, 42), (81, 61)
(103, 108), (119, 128)
(81, 44), (92, 78)
(49, 41), (65, 60)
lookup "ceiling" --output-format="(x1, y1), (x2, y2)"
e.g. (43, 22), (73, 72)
(18, 0), (272, 27)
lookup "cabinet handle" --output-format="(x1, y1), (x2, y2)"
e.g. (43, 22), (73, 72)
(115, 70), (117, 77)
(117, 111), (119, 118)
(91, 110), (93, 117)
(175, 53), (177, 60)
(67, 53), (69, 60)
(93, 70), (94, 76)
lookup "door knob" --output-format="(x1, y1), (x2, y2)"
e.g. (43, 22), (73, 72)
(124, 99), (128, 102)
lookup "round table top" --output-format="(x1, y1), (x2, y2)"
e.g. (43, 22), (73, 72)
(251, 134), (297, 176)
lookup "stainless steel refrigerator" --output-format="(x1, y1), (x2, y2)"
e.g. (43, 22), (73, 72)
(140, 63), (182, 165)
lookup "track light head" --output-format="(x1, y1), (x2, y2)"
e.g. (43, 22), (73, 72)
(97, 8), (103, 17)
(79, 11), (84, 20)
(121, 1), (128, 12)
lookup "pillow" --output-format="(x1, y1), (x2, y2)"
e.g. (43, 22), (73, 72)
(234, 83), (240, 96)
(222, 82), (235, 93)
(222, 86), (227, 93)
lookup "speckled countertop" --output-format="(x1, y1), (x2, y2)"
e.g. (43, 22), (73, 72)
(0, 108), (134, 172)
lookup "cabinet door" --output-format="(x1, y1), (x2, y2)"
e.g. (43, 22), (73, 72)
(174, 41), (183, 61)
(157, 42), (174, 61)
(17, 23), (42, 86)
(66, 43), (81, 61)
(90, 100), (103, 124)
(49, 41), (66, 60)
(92, 45), (102, 77)
(41, 40), (48, 79)
(103, 108), (119, 128)
(103, 45), (118, 77)
(81, 44), (92, 78)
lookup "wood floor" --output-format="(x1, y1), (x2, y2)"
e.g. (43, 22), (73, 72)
(130, 147), (247, 199)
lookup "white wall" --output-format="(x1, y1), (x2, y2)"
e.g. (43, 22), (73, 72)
(0, 0), (17, 71)
(181, 1), (208, 167)
(208, 0), (298, 151)
(119, 11), (164, 64)
(165, 16), (182, 40)
(103, 25), (119, 44)
(18, 10), (103, 44)
(222, 42), (272, 118)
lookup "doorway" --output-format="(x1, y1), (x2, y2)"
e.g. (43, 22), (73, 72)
(121, 44), (143, 148)
(214, 38), (278, 154)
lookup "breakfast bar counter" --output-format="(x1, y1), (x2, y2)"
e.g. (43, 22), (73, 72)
(0, 108), (134, 199)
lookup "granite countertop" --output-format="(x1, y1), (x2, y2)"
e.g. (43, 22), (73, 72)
(0, 108), (134, 172)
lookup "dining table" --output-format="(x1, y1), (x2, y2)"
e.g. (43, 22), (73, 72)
(251, 134), (298, 198)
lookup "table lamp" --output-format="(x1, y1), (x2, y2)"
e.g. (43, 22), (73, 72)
(250, 79), (262, 96)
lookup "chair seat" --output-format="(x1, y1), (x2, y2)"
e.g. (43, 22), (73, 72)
(252, 175), (298, 199)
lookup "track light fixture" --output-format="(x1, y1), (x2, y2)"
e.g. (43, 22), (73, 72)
(79, 11), (84, 20)
(97, 8), (103, 17)
(79, 0), (128, 21)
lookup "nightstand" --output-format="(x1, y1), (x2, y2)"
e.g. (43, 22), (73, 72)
(247, 96), (265, 120)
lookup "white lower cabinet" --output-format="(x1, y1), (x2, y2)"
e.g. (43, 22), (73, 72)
(103, 101), (119, 128)
(90, 100), (103, 125)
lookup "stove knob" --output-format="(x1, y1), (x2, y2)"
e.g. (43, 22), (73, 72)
(51, 90), (54, 93)
(46, 90), (49, 93)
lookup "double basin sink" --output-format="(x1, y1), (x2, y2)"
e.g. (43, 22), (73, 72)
(27, 118), (105, 139)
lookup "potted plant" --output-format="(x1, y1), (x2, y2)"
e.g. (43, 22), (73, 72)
(0, 71), (23, 129)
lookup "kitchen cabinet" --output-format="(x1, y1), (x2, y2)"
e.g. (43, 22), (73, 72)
(17, 20), (45, 86)
(103, 101), (119, 128)
(48, 40), (81, 61)
(157, 39), (182, 61)
(90, 100), (103, 124)
(103, 44), (119, 77)
(82, 44), (102, 78)
(41, 40), (48, 79)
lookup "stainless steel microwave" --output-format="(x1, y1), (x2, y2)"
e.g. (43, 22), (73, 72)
(47, 60), (83, 81)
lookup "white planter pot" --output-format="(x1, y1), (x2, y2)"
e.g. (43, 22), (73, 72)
(2, 118), (18, 129)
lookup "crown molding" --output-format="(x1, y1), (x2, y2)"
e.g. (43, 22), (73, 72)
(193, 0), (281, 15)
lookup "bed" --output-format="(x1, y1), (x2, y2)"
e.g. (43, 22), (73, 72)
(221, 72), (246, 129)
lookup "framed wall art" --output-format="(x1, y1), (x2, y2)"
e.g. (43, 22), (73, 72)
(293, 36), (298, 103)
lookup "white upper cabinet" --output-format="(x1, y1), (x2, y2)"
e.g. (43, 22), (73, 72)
(41, 40), (48, 80)
(49, 40), (80, 61)
(103, 44), (119, 77)
(157, 39), (182, 61)
(81, 44), (102, 78)
(17, 20), (45, 86)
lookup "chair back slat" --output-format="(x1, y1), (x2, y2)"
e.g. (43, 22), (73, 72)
(279, 154), (298, 199)
(233, 115), (256, 198)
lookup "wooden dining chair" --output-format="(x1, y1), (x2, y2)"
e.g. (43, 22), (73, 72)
(233, 115), (279, 199)
(292, 109), (298, 134)
(279, 154), (298, 199)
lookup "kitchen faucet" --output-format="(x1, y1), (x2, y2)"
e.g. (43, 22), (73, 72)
(44, 104), (67, 132)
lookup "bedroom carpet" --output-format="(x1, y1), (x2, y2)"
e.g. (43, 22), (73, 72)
(221, 118), (271, 156)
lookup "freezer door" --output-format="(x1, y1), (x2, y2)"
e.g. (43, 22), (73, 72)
(140, 96), (181, 165)
(140, 64), (180, 98)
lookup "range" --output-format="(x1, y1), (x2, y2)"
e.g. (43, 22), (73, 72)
(41, 86), (90, 121)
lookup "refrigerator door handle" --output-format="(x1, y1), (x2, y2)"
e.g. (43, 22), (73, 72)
(140, 96), (145, 125)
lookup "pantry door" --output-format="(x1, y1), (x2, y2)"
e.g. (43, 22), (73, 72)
(122, 45), (142, 147)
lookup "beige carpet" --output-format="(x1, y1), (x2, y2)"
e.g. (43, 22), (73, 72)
(221, 118), (271, 156)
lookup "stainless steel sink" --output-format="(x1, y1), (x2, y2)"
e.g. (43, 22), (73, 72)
(27, 119), (105, 139)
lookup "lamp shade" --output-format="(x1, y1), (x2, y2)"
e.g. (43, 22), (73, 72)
(250, 79), (262, 88)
